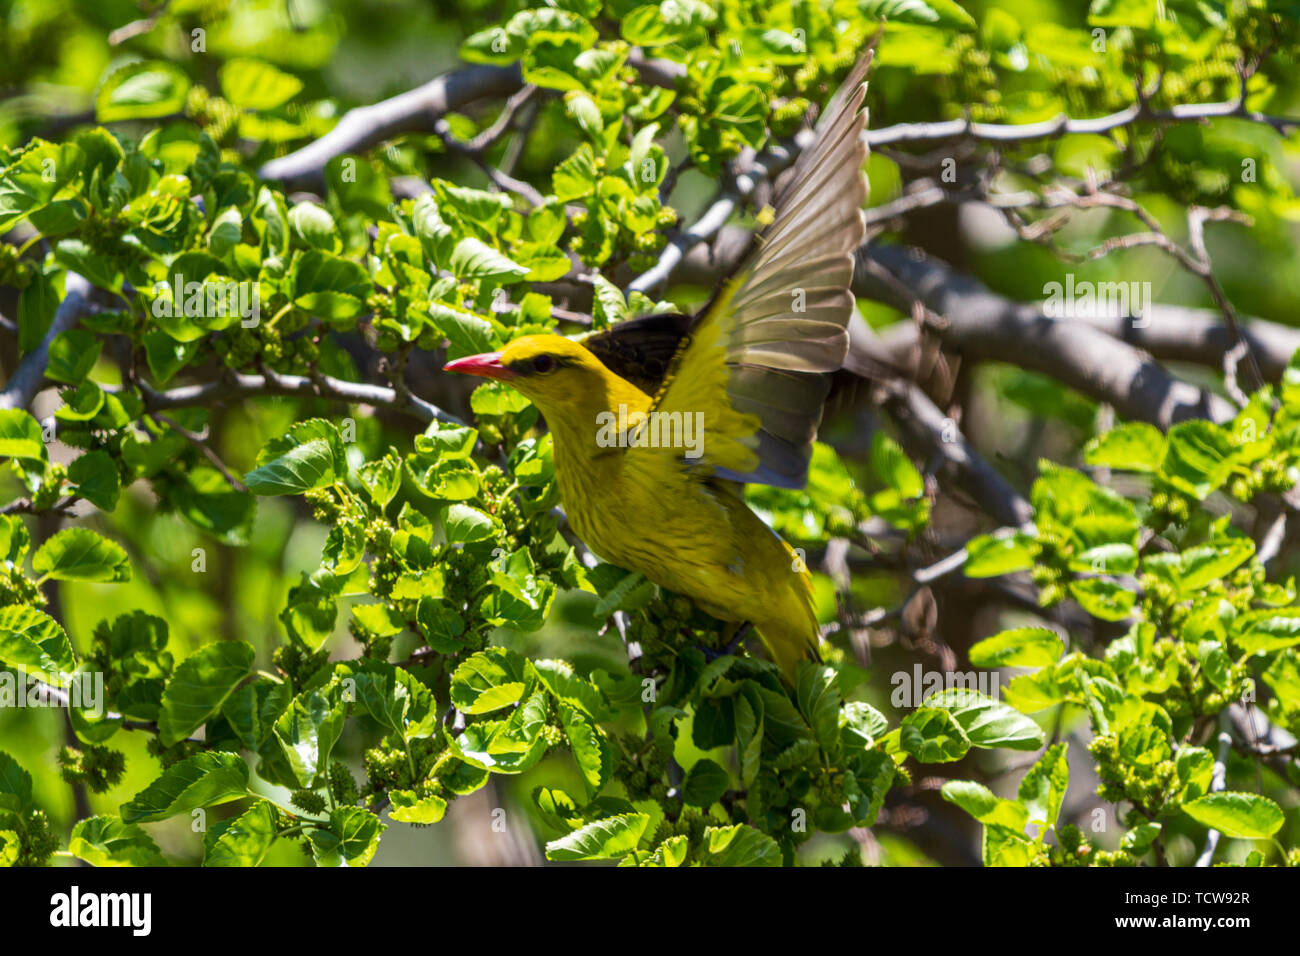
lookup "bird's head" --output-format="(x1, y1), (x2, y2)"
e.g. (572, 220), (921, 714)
(443, 335), (640, 432)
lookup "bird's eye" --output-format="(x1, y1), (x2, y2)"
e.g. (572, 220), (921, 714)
(532, 354), (555, 374)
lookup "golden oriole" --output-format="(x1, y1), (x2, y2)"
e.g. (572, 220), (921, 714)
(446, 54), (871, 680)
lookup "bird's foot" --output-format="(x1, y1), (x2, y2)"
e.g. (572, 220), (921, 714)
(702, 621), (752, 660)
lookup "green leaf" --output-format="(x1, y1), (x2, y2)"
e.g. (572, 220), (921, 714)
(1175, 539), (1255, 594)
(622, 0), (717, 46)
(321, 521), (365, 576)
(0, 751), (33, 811)
(682, 758), (730, 806)
(292, 250), (371, 318)
(1264, 650), (1300, 707)
(795, 662), (841, 753)
(203, 800), (278, 866)
(415, 597), (467, 652)
(552, 144), (597, 202)
(120, 752), (250, 823)
(168, 465), (256, 545)
(449, 238), (530, 284)
(17, 273), (56, 354)
(389, 789), (448, 824)
(221, 680), (291, 751)
(1234, 610), (1300, 655)
(308, 807), (385, 867)
(1115, 821), (1160, 855)
(1085, 422), (1164, 472)
(351, 663), (439, 742)
(357, 456), (402, 507)
(32, 527), (131, 583)
(900, 706), (970, 762)
(735, 693), (764, 787)
(68, 450), (122, 511)
(1199, 640), (1231, 690)
(840, 700), (888, 750)
(67, 815), (165, 867)
(1182, 792), (1285, 839)
(861, 0), (977, 28)
(289, 202), (339, 250)
(450, 647), (531, 714)
(1175, 746), (1215, 801)
(591, 566), (654, 618)
(433, 303), (497, 359)
(46, 329), (101, 383)
(545, 813), (649, 861)
(0, 516), (30, 563)
(326, 155), (393, 219)
(591, 274), (628, 327)
(1018, 742), (1068, 830)
(443, 503), (496, 543)
(872, 432), (924, 498)
(0, 605), (76, 686)
(0, 409), (46, 461)
(926, 689), (1045, 751)
(701, 823), (782, 866)
(561, 702), (607, 797)
(96, 61), (190, 122)
(532, 658), (610, 721)
(274, 687), (346, 788)
(524, 35), (590, 91)
(1159, 420), (1237, 500)
(940, 780), (1029, 830)
(1068, 578), (1136, 622)
(640, 834), (689, 867)
(219, 58), (303, 110)
(964, 532), (1035, 577)
(158, 641), (255, 745)
(969, 627), (1065, 668)
(244, 423), (343, 495)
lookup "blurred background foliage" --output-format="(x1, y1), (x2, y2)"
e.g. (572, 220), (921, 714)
(1, 0), (1299, 866)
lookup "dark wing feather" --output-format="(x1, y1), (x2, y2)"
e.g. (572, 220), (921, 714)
(643, 51), (873, 488)
(573, 312), (691, 397)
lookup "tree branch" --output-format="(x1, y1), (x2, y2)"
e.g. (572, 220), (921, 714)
(111, 370), (465, 427)
(866, 98), (1300, 149)
(258, 64), (525, 191)
(1071, 304), (1300, 384)
(0, 272), (91, 411)
(858, 243), (1237, 428)
(876, 377), (1035, 529)
(256, 54), (685, 192)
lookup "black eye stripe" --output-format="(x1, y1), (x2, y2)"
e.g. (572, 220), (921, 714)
(507, 353), (570, 375)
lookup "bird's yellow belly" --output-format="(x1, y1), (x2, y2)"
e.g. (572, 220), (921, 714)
(561, 464), (803, 628)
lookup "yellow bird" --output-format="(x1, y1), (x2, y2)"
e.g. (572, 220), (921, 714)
(446, 56), (871, 680)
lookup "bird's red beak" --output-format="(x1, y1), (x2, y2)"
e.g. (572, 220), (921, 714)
(443, 351), (515, 381)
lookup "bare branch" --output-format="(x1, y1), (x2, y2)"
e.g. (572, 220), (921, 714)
(1071, 304), (1300, 383)
(867, 98), (1300, 150)
(874, 377), (1035, 529)
(257, 54), (683, 192)
(257, 64), (525, 191)
(111, 370), (465, 427)
(0, 272), (91, 411)
(628, 141), (801, 294)
(851, 244), (1239, 429)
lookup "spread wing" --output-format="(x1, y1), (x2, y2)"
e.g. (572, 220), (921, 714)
(574, 312), (692, 397)
(640, 52), (872, 488)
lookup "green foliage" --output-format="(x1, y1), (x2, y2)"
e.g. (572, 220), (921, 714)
(0, 0), (1297, 869)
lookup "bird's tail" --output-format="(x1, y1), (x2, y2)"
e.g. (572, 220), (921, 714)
(756, 619), (822, 685)
(756, 557), (822, 683)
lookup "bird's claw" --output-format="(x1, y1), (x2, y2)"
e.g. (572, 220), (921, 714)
(702, 621), (752, 660)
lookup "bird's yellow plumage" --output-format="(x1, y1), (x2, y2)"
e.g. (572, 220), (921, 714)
(445, 53), (872, 680)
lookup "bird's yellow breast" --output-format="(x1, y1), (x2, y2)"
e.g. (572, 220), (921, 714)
(554, 437), (813, 638)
